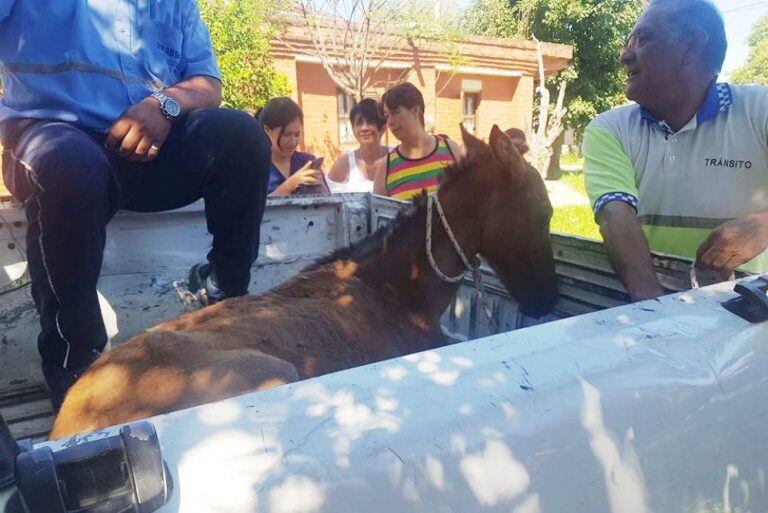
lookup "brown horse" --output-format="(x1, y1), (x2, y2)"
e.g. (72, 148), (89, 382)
(50, 125), (557, 438)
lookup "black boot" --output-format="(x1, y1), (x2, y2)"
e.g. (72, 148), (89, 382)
(188, 263), (231, 306)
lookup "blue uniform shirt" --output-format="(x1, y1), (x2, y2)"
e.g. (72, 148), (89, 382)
(0, 0), (221, 131)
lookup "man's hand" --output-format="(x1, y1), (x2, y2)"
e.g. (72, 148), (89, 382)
(105, 96), (171, 162)
(697, 212), (768, 276)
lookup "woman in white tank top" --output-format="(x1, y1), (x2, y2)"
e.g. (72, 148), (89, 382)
(327, 99), (389, 193)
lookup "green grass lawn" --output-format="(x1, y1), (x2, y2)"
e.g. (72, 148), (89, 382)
(550, 171), (602, 240)
(559, 171), (587, 195)
(551, 204), (602, 240)
(560, 152), (584, 168)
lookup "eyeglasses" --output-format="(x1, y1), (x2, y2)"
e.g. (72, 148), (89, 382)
(621, 29), (672, 52)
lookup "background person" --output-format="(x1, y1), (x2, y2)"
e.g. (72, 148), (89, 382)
(327, 99), (389, 193)
(373, 82), (463, 200)
(583, 0), (768, 301)
(504, 127), (540, 175)
(258, 97), (328, 196)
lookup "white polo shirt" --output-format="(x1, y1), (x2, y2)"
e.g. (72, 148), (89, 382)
(583, 82), (768, 272)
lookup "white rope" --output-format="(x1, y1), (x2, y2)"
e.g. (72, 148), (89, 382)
(426, 195), (472, 283)
(425, 194), (498, 332)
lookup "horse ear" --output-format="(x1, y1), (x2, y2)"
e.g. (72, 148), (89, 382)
(460, 123), (487, 159)
(489, 125), (523, 173)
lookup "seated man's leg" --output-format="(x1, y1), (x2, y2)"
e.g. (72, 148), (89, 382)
(5, 121), (120, 409)
(127, 108), (270, 297)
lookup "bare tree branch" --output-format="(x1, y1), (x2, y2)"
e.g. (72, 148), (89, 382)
(528, 36), (568, 179)
(281, 0), (454, 101)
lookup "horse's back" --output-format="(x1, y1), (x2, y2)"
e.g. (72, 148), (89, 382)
(49, 330), (300, 439)
(155, 275), (411, 374)
(51, 268), (435, 438)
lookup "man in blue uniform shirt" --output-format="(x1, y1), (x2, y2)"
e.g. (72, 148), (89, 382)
(0, 0), (271, 409)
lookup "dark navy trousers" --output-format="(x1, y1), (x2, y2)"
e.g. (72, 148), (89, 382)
(1, 108), (270, 379)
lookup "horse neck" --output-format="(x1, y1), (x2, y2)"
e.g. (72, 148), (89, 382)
(357, 189), (482, 326)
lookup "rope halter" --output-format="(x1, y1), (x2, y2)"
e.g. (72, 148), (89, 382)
(425, 194), (475, 282)
(425, 194), (498, 332)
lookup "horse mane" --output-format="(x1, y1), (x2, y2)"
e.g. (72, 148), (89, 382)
(305, 194), (428, 270)
(305, 157), (470, 270)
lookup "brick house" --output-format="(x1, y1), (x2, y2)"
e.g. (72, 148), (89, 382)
(271, 20), (573, 160)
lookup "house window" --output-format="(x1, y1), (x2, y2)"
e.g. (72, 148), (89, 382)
(337, 90), (356, 145)
(463, 92), (480, 135)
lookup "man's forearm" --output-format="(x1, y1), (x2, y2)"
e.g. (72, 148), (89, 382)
(165, 75), (222, 113)
(106, 75), (222, 161)
(599, 202), (664, 301)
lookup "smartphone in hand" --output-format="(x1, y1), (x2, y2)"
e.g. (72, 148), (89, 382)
(295, 156), (330, 195)
(310, 157), (325, 170)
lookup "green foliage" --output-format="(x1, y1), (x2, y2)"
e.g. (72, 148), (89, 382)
(199, 0), (291, 110)
(462, 0), (522, 37)
(464, 0), (642, 134)
(732, 15), (768, 85)
(399, 2), (463, 41)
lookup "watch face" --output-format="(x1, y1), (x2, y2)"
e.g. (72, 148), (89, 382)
(165, 98), (181, 117)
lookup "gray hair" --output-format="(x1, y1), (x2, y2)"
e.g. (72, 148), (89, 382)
(649, 0), (727, 73)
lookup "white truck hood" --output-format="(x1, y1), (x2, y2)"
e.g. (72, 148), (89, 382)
(4, 276), (765, 513)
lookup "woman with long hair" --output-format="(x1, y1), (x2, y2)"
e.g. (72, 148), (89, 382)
(257, 97), (328, 196)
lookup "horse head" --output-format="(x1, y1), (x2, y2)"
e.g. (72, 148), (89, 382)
(441, 125), (558, 317)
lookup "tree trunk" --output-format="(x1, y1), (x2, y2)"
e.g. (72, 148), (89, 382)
(546, 130), (565, 181)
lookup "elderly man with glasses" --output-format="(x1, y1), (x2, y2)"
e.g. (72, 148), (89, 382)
(0, 1), (271, 409)
(583, 0), (768, 301)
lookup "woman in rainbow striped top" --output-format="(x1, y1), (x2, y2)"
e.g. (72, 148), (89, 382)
(373, 83), (464, 200)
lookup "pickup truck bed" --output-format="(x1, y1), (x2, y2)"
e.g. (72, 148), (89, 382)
(0, 193), (705, 440)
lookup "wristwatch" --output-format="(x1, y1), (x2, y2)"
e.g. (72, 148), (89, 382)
(152, 91), (181, 121)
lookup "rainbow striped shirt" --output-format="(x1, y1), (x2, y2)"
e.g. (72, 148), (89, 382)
(386, 135), (456, 200)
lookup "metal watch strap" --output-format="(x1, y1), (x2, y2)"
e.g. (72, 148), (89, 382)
(152, 91), (177, 120)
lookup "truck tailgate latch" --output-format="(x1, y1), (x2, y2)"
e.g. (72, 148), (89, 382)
(14, 421), (168, 513)
(722, 276), (768, 323)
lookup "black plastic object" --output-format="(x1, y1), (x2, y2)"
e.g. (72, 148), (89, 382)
(722, 276), (768, 323)
(0, 412), (20, 489)
(14, 422), (167, 513)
